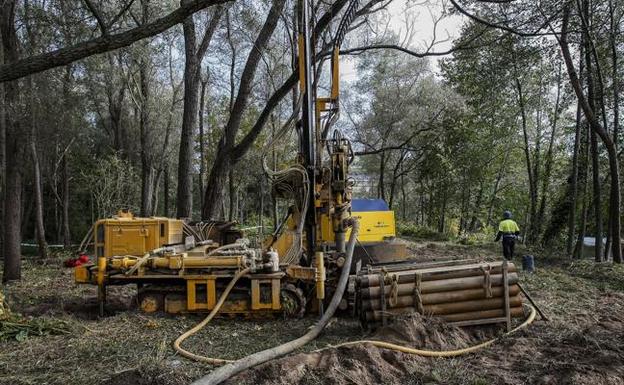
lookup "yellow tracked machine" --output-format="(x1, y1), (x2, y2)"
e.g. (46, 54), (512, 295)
(75, 0), (523, 331)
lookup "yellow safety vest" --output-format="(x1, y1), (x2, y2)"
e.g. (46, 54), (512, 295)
(499, 219), (520, 233)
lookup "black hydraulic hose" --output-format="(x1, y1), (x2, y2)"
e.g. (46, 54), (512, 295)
(191, 219), (360, 385)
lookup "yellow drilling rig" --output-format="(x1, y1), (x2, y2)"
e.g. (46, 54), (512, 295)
(74, 0), (523, 332)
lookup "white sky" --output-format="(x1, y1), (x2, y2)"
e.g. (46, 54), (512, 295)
(342, 0), (465, 80)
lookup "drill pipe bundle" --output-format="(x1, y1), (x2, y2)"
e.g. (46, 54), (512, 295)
(358, 261), (521, 323)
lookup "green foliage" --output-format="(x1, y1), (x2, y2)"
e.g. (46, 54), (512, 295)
(397, 221), (451, 241)
(458, 226), (497, 246)
(567, 260), (624, 292)
(0, 315), (72, 342)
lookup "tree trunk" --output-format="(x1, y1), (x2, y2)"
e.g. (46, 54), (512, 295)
(559, 4), (621, 262)
(163, 165), (169, 217)
(378, 151), (386, 201)
(62, 154), (71, 246)
(608, 0), (621, 261)
(228, 168), (235, 221)
(139, 57), (154, 217)
(177, 7), (222, 219)
(536, 63), (561, 240)
(176, 15), (200, 219)
(400, 166), (407, 221)
(29, 79), (47, 258)
(438, 188), (447, 233)
(515, 77), (537, 243)
(2, 0), (24, 282)
(567, 92), (583, 256)
(582, 0), (602, 262)
(198, 75), (208, 210)
(201, 0), (286, 220)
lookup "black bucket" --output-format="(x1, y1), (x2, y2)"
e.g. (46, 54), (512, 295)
(522, 255), (535, 272)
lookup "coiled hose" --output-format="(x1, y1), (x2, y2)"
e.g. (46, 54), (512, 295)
(190, 218), (361, 385)
(173, 267), (251, 365)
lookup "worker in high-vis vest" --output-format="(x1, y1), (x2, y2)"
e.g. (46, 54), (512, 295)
(495, 210), (520, 260)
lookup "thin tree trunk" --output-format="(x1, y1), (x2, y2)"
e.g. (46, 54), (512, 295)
(198, 75), (208, 210)
(559, 4), (621, 262)
(29, 78), (47, 258)
(228, 168), (235, 221)
(200, 0), (298, 220)
(608, 0), (621, 260)
(176, 16), (200, 218)
(536, 63), (562, 239)
(178, 8), (222, 219)
(2, 0), (24, 282)
(438, 187), (447, 233)
(61, 154), (71, 246)
(139, 58), (154, 217)
(515, 77), (536, 243)
(567, 90), (583, 256)
(163, 165), (169, 217)
(400, 166), (406, 221)
(583, 0), (602, 261)
(378, 151), (386, 201)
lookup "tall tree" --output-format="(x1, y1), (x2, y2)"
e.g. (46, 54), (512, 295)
(176, 6), (223, 218)
(1, 0), (24, 282)
(201, 0), (287, 219)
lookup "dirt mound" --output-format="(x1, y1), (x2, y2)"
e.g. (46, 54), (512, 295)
(229, 313), (501, 385)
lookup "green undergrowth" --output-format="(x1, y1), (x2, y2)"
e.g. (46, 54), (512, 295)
(0, 314), (72, 342)
(566, 259), (624, 292)
(397, 222), (452, 242)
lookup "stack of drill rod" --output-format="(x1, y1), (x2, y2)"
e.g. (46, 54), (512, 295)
(357, 260), (522, 324)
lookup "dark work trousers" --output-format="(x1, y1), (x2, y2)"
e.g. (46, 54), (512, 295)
(502, 236), (515, 260)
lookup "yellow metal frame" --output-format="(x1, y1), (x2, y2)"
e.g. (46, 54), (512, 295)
(186, 278), (217, 311)
(251, 279), (281, 310)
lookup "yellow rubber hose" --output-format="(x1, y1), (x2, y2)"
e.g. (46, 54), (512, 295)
(313, 303), (537, 357)
(173, 267), (251, 365)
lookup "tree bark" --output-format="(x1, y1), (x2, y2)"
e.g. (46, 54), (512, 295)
(2, 0), (24, 282)
(566, 85), (583, 256)
(0, 0), (231, 82)
(515, 77), (537, 243)
(29, 81), (47, 258)
(583, 0), (602, 262)
(201, 0), (286, 220)
(163, 165), (169, 217)
(61, 154), (71, 246)
(536, 63), (562, 240)
(139, 59), (154, 217)
(559, 4), (621, 262)
(198, 74), (208, 210)
(177, 7), (222, 218)
(139, 0), (154, 217)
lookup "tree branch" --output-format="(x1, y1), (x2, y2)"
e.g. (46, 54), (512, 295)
(449, 0), (563, 37)
(0, 0), (232, 82)
(197, 6), (224, 61)
(83, 0), (108, 35)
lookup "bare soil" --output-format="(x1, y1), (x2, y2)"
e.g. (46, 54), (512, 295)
(1, 242), (624, 385)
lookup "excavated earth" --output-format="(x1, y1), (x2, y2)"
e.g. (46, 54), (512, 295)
(1, 242), (624, 385)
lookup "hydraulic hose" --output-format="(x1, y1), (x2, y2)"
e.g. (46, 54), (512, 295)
(313, 303), (537, 357)
(173, 267), (251, 365)
(190, 219), (360, 385)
